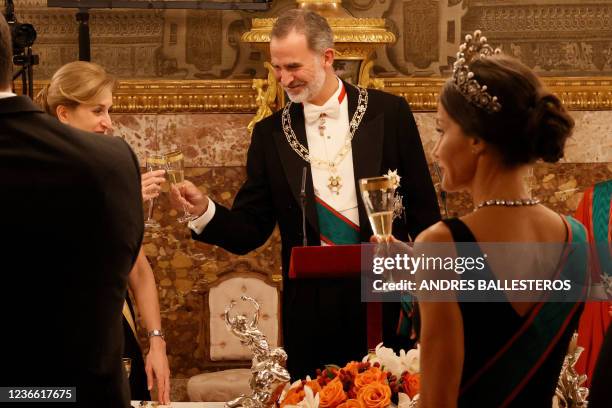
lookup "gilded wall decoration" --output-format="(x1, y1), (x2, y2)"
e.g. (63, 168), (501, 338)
(186, 12), (223, 73)
(378, 0), (465, 76)
(462, 1), (612, 76)
(402, 0), (439, 69)
(7, 0), (612, 79)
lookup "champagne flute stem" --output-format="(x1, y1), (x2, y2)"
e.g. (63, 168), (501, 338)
(147, 197), (156, 221)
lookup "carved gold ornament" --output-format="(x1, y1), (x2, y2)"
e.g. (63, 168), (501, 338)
(21, 77), (612, 113)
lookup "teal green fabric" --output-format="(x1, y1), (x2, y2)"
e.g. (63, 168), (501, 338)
(592, 181), (611, 277)
(460, 216), (588, 406)
(316, 200), (360, 245)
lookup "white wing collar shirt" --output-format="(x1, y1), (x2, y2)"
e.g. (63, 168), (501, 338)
(303, 76), (359, 244)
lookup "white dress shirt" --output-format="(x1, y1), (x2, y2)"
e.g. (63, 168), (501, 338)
(303, 77), (359, 231)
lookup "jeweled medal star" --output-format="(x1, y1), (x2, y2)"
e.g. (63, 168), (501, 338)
(328, 175), (342, 195)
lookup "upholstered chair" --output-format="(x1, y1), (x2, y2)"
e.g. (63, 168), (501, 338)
(187, 265), (281, 402)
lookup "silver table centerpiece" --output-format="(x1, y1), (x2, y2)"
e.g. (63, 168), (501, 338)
(224, 295), (290, 408)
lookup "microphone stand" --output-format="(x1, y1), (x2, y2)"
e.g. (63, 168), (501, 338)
(300, 167), (308, 247)
(433, 163), (449, 219)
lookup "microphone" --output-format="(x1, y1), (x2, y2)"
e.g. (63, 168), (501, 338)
(433, 163), (449, 219)
(300, 167), (308, 247)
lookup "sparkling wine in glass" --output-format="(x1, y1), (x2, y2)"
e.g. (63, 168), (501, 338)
(144, 153), (167, 230)
(165, 150), (196, 223)
(359, 176), (398, 240)
(122, 357), (132, 378)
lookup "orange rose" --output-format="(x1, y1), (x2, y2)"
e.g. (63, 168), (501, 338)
(305, 379), (322, 395)
(404, 373), (420, 399)
(343, 362), (360, 377)
(280, 386), (304, 408)
(319, 378), (348, 408)
(354, 367), (387, 391)
(337, 399), (363, 408)
(357, 382), (391, 408)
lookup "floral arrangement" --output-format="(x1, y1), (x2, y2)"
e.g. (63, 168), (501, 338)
(278, 343), (420, 408)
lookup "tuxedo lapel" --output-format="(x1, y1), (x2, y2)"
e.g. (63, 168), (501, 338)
(345, 82), (384, 239)
(272, 103), (319, 234)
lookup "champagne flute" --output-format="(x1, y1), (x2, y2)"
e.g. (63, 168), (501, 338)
(144, 153), (167, 230)
(164, 150), (207, 261)
(164, 150), (196, 223)
(122, 357), (132, 378)
(433, 162), (449, 219)
(359, 175), (400, 286)
(359, 176), (397, 240)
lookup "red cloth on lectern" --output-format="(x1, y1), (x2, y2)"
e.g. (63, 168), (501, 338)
(574, 186), (612, 387)
(289, 245), (382, 349)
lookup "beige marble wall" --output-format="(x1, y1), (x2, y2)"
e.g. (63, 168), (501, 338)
(114, 114), (253, 166)
(116, 111), (612, 166)
(414, 111), (612, 164)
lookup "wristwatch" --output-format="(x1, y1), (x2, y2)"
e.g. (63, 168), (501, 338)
(147, 329), (165, 339)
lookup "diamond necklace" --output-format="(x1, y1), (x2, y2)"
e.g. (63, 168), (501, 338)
(474, 198), (540, 212)
(282, 85), (368, 195)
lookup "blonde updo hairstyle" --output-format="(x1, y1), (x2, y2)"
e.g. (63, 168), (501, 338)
(36, 61), (116, 118)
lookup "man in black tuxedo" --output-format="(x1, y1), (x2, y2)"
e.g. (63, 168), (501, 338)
(171, 10), (439, 379)
(0, 14), (143, 407)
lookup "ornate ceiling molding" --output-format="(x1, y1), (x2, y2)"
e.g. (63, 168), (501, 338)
(26, 76), (612, 113)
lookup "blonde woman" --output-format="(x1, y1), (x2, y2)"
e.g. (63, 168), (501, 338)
(36, 61), (170, 405)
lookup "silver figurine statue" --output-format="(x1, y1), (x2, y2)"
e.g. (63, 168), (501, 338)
(224, 295), (290, 408)
(555, 333), (589, 407)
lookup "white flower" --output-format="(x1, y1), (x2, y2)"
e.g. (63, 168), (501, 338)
(284, 385), (320, 408)
(385, 169), (401, 189)
(363, 342), (403, 377)
(363, 342), (420, 377)
(301, 385), (320, 408)
(397, 392), (411, 408)
(398, 392), (419, 408)
(278, 379), (304, 404)
(399, 345), (420, 375)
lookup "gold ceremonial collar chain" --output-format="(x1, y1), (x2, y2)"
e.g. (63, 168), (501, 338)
(281, 85), (368, 173)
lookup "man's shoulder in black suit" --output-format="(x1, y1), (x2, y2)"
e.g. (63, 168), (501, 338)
(0, 95), (142, 406)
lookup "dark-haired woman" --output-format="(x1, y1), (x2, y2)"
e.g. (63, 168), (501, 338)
(415, 32), (588, 407)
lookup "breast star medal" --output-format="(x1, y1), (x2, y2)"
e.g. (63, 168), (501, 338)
(328, 175), (342, 195)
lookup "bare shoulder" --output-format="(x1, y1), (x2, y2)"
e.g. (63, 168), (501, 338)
(415, 221), (453, 243)
(461, 205), (567, 242)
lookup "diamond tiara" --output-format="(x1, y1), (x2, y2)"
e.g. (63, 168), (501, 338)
(453, 30), (502, 113)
